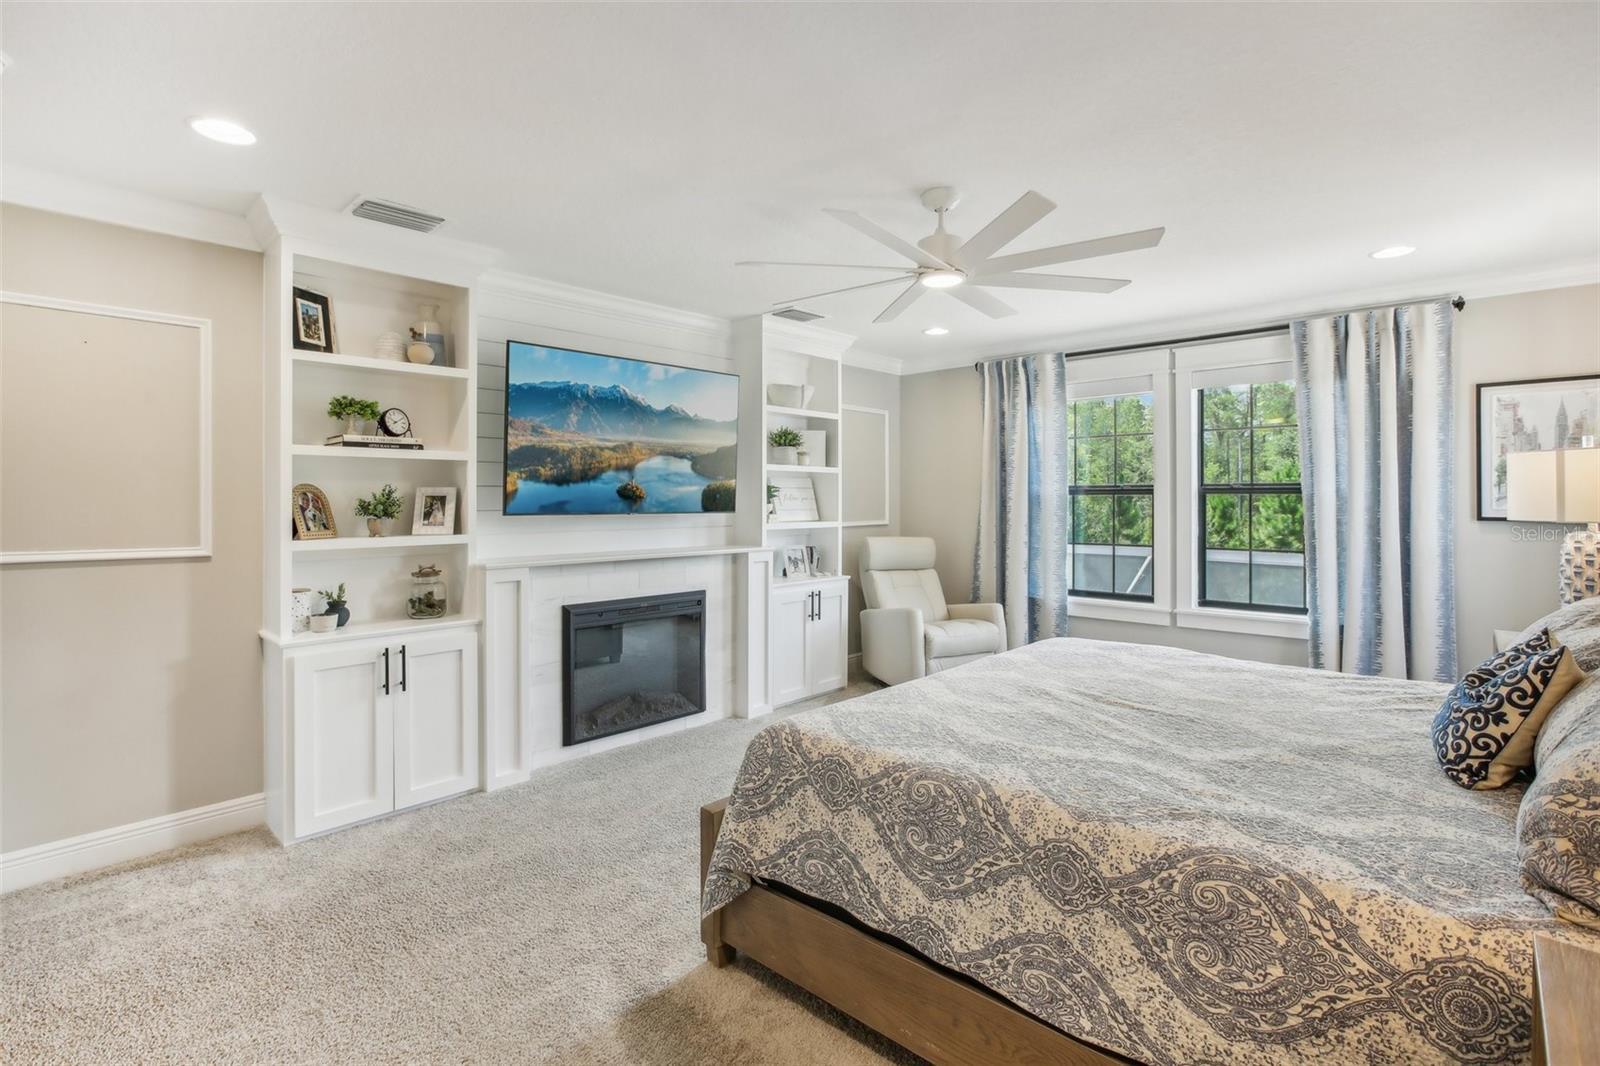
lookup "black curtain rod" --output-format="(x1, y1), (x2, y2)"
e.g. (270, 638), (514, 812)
(973, 295), (1466, 371)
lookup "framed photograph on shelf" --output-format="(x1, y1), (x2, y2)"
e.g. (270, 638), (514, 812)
(291, 287), (335, 354)
(412, 486), (458, 535)
(291, 483), (337, 540)
(781, 546), (811, 580)
(770, 476), (819, 523)
(804, 545), (824, 576)
(1475, 374), (1599, 520)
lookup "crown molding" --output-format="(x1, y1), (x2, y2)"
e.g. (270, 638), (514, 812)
(841, 345), (905, 376)
(903, 260), (1600, 375)
(478, 269), (732, 348)
(759, 315), (858, 361)
(1, 164), (260, 251)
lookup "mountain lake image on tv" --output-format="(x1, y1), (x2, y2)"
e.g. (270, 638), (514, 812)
(503, 342), (739, 515)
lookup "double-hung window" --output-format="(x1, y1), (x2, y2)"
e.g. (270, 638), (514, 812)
(1196, 379), (1307, 612)
(1066, 392), (1156, 601)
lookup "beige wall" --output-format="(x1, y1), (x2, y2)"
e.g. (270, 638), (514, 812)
(1, 206), (263, 852)
(840, 364), (901, 655)
(900, 283), (1600, 669)
(1454, 284), (1599, 664)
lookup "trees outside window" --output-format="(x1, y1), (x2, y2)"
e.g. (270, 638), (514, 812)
(1198, 381), (1306, 611)
(1067, 393), (1154, 600)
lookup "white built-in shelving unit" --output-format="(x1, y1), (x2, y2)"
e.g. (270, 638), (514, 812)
(263, 248), (479, 640)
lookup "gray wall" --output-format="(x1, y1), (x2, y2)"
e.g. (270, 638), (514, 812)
(900, 283), (1600, 669)
(1, 206), (264, 851)
(1453, 284), (1599, 664)
(840, 364), (901, 655)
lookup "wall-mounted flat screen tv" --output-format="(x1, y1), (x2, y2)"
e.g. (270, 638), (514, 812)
(502, 341), (739, 515)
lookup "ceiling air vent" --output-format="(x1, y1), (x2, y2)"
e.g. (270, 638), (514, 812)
(349, 198), (445, 233)
(770, 307), (825, 323)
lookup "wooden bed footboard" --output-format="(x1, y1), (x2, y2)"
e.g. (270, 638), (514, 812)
(699, 798), (1127, 1066)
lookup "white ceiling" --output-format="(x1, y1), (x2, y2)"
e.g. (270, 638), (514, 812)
(3, 2), (1597, 369)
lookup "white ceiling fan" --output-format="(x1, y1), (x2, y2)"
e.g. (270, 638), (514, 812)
(739, 187), (1164, 323)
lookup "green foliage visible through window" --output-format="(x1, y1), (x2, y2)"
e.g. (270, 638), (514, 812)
(1199, 381), (1306, 612)
(1067, 393), (1154, 601)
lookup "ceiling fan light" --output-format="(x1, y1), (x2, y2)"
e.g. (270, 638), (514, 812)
(919, 269), (965, 289)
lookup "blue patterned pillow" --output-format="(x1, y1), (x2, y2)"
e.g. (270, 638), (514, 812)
(1432, 631), (1586, 790)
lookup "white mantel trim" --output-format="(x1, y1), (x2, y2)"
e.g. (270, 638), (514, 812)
(481, 543), (772, 571)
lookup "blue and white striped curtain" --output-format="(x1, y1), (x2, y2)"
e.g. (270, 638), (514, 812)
(1291, 300), (1457, 682)
(972, 353), (1071, 647)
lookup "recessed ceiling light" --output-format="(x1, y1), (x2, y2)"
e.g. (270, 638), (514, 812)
(189, 117), (256, 146)
(1369, 245), (1415, 260)
(923, 326), (950, 336)
(919, 269), (966, 289)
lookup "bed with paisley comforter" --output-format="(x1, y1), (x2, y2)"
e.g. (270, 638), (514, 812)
(701, 637), (1600, 1065)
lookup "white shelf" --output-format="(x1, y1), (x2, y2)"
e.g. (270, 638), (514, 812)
(292, 534), (469, 554)
(291, 350), (469, 380)
(765, 404), (839, 421)
(269, 614), (479, 648)
(292, 445), (470, 462)
(767, 464), (839, 474)
(767, 520), (837, 531)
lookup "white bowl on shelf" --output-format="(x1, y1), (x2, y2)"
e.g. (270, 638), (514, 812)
(767, 383), (815, 409)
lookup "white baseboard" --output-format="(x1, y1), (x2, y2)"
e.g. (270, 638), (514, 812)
(1, 793), (265, 894)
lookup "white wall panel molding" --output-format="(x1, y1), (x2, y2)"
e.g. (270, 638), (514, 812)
(0, 291), (212, 564)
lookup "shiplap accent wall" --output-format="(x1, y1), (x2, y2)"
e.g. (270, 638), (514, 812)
(473, 273), (744, 559)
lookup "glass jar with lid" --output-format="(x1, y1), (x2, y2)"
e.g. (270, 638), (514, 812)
(407, 564), (447, 619)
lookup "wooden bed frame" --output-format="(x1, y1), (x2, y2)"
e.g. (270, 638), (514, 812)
(700, 798), (1129, 1066)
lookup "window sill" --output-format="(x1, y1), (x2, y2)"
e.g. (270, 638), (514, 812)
(1068, 597), (1171, 627)
(1175, 607), (1308, 641)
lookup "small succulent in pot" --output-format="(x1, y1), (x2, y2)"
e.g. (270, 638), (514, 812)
(354, 484), (404, 536)
(767, 426), (803, 465)
(327, 395), (382, 435)
(318, 583), (350, 627)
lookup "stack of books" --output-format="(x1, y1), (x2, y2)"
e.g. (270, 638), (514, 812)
(323, 433), (423, 450)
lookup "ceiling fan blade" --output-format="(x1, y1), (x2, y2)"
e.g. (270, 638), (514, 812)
(772, 276), (910, 305)
(952, 190), (1056, 269)
(873, 281), (926, 323)
(980, 226), (1166, 273)
(948, 286), (1018, 319)
(823, 208), (952, 270)
(736, 260), (909, 271)
(972, 272), (1131, 293)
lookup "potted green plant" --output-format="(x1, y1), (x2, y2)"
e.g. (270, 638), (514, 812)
(768, 426), (802, 465)
(319, 583), (350, 628)
(354, 483), (404, 536)
(327, 395), (381, 435)
(766, 482), (780, 519)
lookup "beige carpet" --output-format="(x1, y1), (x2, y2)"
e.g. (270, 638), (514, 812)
(2, 680), (924, 1065)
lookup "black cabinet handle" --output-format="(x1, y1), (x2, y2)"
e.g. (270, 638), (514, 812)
(398, 644), (408, 692)
(382, 647), (390, 695)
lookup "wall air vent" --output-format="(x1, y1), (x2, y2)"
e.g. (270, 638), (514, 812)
(770, 307), (825, 323)
(349, 198), (446, 233)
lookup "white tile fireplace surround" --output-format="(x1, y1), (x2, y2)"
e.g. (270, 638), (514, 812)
(480, 545), (774, 791)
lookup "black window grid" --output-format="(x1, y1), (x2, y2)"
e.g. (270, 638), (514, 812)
(1066, 395), (1155, 603)
(1196, 385), (1307, 614)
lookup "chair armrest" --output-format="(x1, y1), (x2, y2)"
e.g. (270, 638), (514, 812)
(947, 602), (1007, 652)
(860, 607), (927, 686)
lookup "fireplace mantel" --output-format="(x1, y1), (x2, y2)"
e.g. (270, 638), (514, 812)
(481, 544), (772, 571)
(480, 546), (773, 791)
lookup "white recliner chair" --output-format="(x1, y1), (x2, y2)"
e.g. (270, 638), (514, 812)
(859, 537), (1007, 685)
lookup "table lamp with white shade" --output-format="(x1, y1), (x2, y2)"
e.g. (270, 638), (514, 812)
(1507, 446), (1600, 603)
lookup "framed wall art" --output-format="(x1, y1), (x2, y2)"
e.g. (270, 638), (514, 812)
(1476, 374), (1599, 520)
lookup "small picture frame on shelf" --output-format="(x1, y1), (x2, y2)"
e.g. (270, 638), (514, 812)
(412, 486), (458, 535)
(782, 546), (811, 579)
(291, 287), (335, 353)
(291, 483), (337, 540)
(770, 476), (819, 523)
(805, 545), (823, 576)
